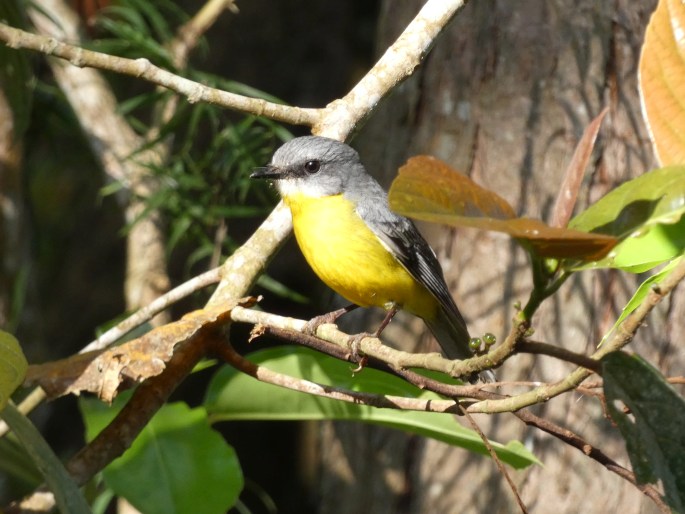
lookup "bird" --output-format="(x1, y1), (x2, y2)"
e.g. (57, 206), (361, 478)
(251, 136), (490, 381)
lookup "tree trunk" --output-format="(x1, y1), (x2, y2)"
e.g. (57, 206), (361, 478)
(317, 1), (669, 512)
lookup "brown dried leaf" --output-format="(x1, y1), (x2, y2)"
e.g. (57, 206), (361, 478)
(25, 298), (257, 402)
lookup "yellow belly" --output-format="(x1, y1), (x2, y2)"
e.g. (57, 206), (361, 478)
(284, 193), (436, 317)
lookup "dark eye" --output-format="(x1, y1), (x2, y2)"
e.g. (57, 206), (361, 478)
(304, 160), (321, 174)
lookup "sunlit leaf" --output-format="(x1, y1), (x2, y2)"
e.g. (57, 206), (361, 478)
(639, 0), (685, 166)
(0, 330), (28, 410)
(567, 166), (685, 271)
(388, 156), (617, 261)
(81, 398), (242, 514)
(205, 347), (539, 469)
(603, 352), (685, 512)
(600, 257), (683, 344)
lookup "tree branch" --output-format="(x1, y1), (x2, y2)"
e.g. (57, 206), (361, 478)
(512, 409), (670, 513)
(210, 337), (462, 414)
(230, 305), (506, 379)
(315, 1), (466, 138)
(0, 21), (318, 127)
(468, 257), (685, 413)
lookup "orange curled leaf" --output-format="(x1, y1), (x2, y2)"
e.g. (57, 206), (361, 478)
(639, 0), (685, 165)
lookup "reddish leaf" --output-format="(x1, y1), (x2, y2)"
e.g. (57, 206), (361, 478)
(388, 156), (617, 261)
(551, 108), (608, 228)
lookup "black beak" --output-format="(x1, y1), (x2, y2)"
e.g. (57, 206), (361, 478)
(250, 165), (283, 180)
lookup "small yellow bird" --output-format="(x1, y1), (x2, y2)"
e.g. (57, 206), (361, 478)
(252, 136), (488, 380)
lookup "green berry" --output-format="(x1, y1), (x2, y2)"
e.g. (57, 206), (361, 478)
(483, 333), (496, 346)
(469, 337), (482, 351)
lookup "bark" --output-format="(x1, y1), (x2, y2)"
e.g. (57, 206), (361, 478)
(317, 1), (668, 513)
(29, 0), (171, 324)
(0, 88), (25, 328)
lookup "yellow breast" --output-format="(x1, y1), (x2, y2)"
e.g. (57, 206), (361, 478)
(284, 192), (435, 316)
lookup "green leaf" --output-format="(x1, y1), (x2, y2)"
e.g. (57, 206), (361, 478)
(601, 257), (683, 344)
(205, 347), (539, 469)
(567, 166), (685, 271)
(81, 398), (243, 514)
(0, 330), (28, 410)
(0, 434), (42, 490)
(0, 402), (91, 514)
(603, 352), (685, 512)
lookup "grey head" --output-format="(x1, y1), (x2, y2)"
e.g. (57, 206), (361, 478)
(251, 136), (375, 198)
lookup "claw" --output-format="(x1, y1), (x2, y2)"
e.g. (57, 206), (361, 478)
(303, 304), (358, 335)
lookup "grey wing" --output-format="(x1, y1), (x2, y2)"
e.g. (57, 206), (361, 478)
(354, 193), (462, 319)
(353, 187), (486, 374)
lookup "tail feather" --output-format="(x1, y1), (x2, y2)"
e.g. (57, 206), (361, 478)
(424, 306), (496, 383)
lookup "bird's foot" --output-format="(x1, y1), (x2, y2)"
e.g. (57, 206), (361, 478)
(346, 332), (375, 371)
(303, 304), (358, 335)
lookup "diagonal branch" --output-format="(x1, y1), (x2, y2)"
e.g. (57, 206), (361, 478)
(0, 21), (318, 127)
(513, 409), (670, 512)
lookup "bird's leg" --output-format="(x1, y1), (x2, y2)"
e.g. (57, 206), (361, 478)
(374, 305), (398, 338)
(347, 305), (399, 368)
(303, 304), (359, 335)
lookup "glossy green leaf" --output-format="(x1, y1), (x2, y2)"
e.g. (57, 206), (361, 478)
(601, 257), (683, 344)
(603, 352), (685, 512)
(0, 436), (42, 490)
(205, 347), (539, 469)
(0, 330), (28, 410)
(389, 156), (617, 261)
(81, 399), (243, 514)
(567, 166), (685, 271)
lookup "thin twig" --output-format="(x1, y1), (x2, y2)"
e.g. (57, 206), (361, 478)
(82, 266), (221, 353)
(515, 340), (602, 374)
(512, 409), (670, 512)
(460, 405), (528, 514)
(0, 21), (319, 127)
(148, 0), (237, 141)
(211, 338), (462, 414)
